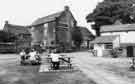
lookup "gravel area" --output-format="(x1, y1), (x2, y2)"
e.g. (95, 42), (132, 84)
(66, 51), (135, 84)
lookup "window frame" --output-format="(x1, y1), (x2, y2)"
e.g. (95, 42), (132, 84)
(105, 43), (113, 49)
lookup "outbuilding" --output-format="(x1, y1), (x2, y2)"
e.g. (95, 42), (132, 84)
(91, 24), (135, 57)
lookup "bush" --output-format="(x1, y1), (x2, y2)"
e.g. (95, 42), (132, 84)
(110, 48), (122, 58)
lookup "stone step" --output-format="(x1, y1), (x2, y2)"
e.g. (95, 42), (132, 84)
(39, 64), (78, 72)
(47, 69), (77, 72)
(39, 64), (50, 72)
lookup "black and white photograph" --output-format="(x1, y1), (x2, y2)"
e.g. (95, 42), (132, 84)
(0, 0), (135, 84)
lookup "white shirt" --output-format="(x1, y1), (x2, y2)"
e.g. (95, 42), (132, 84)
(29, 51), (36, 61)
(20, 51), (26, 56)
(19, 51), (26, 61)
(50, 53), (61, 62)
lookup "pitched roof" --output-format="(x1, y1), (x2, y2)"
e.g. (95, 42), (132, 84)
(91, 35), (118, 44)
(100, 24), (135, 33)
(31, 6), (77, 26)
(32, 11), (63, 26)
(120, 43), (135, 47)
(78, 26), (94, 40)
(3, 23), (30, 35)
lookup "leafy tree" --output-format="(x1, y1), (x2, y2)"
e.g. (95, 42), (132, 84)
(86, 0), (135, 36)
(72, 27), (83, 49)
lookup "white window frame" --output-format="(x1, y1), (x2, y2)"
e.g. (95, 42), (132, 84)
(105, 43), (113, 49)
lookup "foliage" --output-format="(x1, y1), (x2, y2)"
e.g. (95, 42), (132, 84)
(72, 27), (83, 49)
(109, 48), (122, 58)
(86, 0), (135, 36)
(0, 31), (18, 42)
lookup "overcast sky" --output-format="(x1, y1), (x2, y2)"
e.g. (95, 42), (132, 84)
(0, 0), (103, 34)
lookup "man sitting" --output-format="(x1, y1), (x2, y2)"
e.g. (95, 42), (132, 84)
(35, 51), (41, 64)
(20, 49), (26, 61)
(29, 49), (37, 64)
(50, 50), (61, 70)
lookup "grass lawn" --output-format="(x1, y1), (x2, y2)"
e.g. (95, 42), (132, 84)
(0, 61), (96, 84)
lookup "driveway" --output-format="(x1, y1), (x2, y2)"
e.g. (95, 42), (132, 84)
(66, 51), (134, 84)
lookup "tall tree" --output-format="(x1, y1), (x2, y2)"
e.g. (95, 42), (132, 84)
(86, 0), (135, 36)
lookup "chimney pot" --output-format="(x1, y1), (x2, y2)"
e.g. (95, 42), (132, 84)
(5, 20), (9, 24)
(64, 6), (69, 11)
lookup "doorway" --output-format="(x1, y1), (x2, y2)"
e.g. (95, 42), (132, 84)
(127, 46), (134, 57)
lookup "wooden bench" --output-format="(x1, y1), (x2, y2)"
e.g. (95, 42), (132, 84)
(46, 55), (73, 69)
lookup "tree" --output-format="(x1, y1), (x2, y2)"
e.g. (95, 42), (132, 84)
(72, 27), (83, 49)
(86, 0), (135, 36)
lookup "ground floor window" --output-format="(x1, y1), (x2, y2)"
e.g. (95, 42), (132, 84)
(105, 43), (113, 49)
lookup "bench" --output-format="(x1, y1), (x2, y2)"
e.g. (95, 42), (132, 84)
(46, 56), (73, 69)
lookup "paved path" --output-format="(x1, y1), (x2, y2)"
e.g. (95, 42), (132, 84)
(67, 52), (134, 84)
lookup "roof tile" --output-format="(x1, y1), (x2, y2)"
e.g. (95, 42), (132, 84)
(3, 23), (30, 35)
(78, 26), (94, 40)
(91, 35), (118, 43)
(32, 11), (63, 26)
(101, 24), (135, 33)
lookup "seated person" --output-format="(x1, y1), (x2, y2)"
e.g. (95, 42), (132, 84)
(35, 51), (41, 62)
(20, 49), (26, 61)
(50, 50), (61, 70)
(29, 49), (37, 62)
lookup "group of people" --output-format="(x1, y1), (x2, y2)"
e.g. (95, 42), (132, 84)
(19, 48), (63, 70)
(19, 48), (41, 65)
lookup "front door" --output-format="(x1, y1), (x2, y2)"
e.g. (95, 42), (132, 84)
(127, 46), (133, 57)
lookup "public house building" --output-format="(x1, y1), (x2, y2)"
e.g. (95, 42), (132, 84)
(30, 6), (77, 50)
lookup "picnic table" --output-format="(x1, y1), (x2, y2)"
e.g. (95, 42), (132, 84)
(46, 54), (73, 69)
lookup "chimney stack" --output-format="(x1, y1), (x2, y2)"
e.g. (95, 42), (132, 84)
(5, 20), (9, 24)
(64, 6), (69, 11)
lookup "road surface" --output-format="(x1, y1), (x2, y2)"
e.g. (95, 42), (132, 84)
(66, 51), (134, 84)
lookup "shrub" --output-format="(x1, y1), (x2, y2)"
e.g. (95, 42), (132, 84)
(110, 48), (122, 58)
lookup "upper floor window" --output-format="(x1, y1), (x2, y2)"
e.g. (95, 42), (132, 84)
(44, 23), (48, 28)
(57, 22), (68, 27)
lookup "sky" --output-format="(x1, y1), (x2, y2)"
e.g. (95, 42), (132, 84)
(0, 0), (103, 34)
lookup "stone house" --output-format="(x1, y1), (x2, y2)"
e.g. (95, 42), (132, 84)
(30, 6), (77, 51)
(91, 24), (135, 57)
(3, 21), (31, 50)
